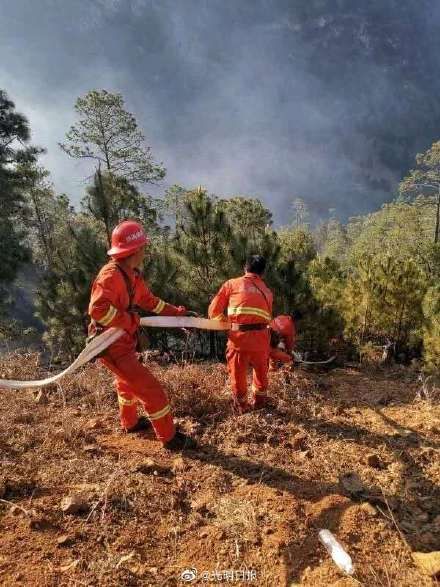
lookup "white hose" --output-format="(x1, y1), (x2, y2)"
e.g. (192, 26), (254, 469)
(0, 316), (230, 390)
(292, 351), (336, 365)
(141, 316), (229, 331)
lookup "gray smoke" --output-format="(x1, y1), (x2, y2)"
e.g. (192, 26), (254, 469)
(1, 0), (439, 224)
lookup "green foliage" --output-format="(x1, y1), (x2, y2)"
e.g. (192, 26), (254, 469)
(82, 170), (161, 247)
(218, 196), (273, 242)
(275, 227), (315, 316)
(0, 90), (42, 308)
(163, 184), (190, 225)
(278, 227), (316, 271)
(422, 285), (440, 372)
(399, 141), (440, 243)
(217, 197), (281, 290)
(343, 255), (426, 352)
(304, 257), (346, 354)
(173, 188), (234, 312)
(34, 212), (107, 356)
(60, 89), (165, 183)
(315, 216), (349, 263)
(4, 88), (440, 369)
(347, 199), (436, 274)
(24, 177), (107, 355)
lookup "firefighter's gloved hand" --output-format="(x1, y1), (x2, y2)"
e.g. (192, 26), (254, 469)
(176, 306), (187, 316)
(185, 310), (199, 317)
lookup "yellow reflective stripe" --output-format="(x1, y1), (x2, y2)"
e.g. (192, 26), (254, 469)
(252, 386), (267, 396)
(152, 299), (166, 314)
(118, 395), (137, 406)
(212, 314), (226, 321)
(148, 404), (171, 421)
(227, 306), (271, 321)
(99, 304), (117, 326)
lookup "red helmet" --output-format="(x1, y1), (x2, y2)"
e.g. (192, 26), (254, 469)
(271, 315), (295, 351)
(107, 220), (150, 258)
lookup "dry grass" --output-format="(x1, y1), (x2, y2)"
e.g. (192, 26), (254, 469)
(0, 352), (439, 585)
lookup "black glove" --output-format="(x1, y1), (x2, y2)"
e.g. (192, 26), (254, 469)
(185, 310), (199, 317)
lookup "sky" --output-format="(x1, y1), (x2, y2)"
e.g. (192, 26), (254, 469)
(1, 0), (440, 225)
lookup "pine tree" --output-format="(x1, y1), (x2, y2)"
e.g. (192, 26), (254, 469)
(400, 141), (440, 244)
(163, 184), (190, 226)
(423, 285), (440, 373)
(0, 90), (42, 308)
(82, 170), (161, 247)
(60, 89), (165, 184)
(28, 188), (107, 356)
(173, 187), (233, 311)
(219, 196), (273, 243)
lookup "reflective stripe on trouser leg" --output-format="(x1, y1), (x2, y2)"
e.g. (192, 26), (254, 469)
(101, 351), (175, 442)
(147, 404), (174, 443)
(252, 385), (267, 396)
(226, 347), (249, 402)
(116, 380), (139, 430)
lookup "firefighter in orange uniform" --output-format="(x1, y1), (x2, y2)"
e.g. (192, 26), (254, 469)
(269, 314), (298, 366)
(208, 255), (273, 412)
(88, 219), (196, 451)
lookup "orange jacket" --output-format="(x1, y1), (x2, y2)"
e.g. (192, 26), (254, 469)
(269, 315), (296, 364)
(89, 260), (185, 337)
(208, 272), (273, 352)
(271, 315), (296, 353)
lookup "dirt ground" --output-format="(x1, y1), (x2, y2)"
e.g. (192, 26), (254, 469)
(0, 352), (439, 586)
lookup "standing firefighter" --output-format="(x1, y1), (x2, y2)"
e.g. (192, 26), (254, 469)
(88, 219), (196, 451)
(208, 255), (273, 412)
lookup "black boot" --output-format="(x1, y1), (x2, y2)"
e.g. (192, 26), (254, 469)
(164, 431), (197, 451)
(126, 416), (152, 433)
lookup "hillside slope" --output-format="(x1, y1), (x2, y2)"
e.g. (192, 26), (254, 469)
(0, 354), (439, 585)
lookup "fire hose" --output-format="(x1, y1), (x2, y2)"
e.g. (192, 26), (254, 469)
(0, 317), (333, 389)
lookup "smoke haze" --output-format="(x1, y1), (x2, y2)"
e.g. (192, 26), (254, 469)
(1, 0), (440, 223)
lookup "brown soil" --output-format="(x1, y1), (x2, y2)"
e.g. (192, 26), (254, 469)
(0, 353), (439, 586)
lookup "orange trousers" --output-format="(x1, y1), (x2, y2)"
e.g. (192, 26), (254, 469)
(226, 347), (269, 407)
(100, 349), (175, 442)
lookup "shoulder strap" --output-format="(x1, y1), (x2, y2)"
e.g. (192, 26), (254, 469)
(115, 263), (136, 310)
(249, 278), (271, 313)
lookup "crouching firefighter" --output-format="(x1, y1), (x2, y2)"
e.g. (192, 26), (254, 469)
(269, 312), (301, 367)
(88, 219), (196, 451)
(208, 255), (273, 412)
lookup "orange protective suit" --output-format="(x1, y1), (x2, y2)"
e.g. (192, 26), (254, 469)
(269, 315), (296, 366)
(208, 272), (273, 408)
(88, 260), (186, 442)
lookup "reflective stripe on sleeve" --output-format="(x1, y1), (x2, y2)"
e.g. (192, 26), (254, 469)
(99, 305), (118, 326)
(152, 299), (166, 314)
(148, 404), (171, 421)
(227, 306), (271, 321)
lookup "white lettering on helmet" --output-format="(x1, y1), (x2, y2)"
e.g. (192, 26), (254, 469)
(125, 229), (144, 243)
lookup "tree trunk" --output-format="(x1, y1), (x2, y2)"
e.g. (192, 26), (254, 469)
(97, 167), (112, 248)
(360, 300), (370, 347)
(435, 188), (440, 244)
